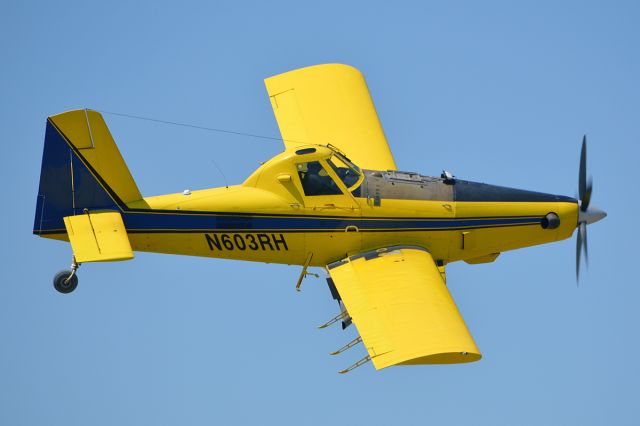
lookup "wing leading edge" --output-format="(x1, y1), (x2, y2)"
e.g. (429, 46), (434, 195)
(264, 64), (397, 171)
(327, 246), (481, 370)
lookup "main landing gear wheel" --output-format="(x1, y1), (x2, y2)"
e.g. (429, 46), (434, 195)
(53, 270), (78, 294)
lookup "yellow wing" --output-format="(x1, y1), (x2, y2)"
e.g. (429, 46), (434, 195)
(328, 246), (481, 370)
(264, 64), (397, 171)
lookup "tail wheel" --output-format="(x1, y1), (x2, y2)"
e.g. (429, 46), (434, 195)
(53, 270), (78, 294)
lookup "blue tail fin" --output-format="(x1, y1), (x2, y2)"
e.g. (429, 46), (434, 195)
(34, 110), (141, 236)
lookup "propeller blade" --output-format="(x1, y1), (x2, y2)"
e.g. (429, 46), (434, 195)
(582, 221), (588, 267)
(576, 222), (583, 282)
(579, 136), (590, 211)
(576, 222), (589, 283)
(583, 177), (593, 213)
(574, 135), (603, 283)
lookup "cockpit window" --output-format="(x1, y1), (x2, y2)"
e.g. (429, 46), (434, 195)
(297, 161), (342, 196)
(326, 155), (360, 189)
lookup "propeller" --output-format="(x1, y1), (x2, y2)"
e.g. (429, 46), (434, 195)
(575, 136), (607, 282)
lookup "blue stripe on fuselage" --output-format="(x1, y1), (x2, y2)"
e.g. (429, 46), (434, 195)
(120, 211), (540, 232)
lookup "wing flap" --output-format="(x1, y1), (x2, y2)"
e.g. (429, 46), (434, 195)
(265, 64), (397, 171)
(63, 211), (134, 262)
(328, 246), (481, 370)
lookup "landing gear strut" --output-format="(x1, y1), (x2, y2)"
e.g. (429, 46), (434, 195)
(53, 259), (80, 294)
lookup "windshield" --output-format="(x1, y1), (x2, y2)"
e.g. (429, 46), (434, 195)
(296, 161), (342, 196)
(326, 155), (361, 189)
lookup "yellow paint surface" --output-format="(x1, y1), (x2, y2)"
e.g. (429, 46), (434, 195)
(63, 211), (133, 262)
(329, 247), (481, 369)
(265, 64), (397, 171)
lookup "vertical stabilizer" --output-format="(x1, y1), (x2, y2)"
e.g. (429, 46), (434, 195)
(34, 110), (141, 235)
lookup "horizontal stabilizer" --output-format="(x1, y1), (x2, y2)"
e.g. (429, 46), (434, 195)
(63, 211), (133, 263)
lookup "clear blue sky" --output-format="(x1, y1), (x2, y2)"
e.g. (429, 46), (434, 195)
(2, 1), (638, 425)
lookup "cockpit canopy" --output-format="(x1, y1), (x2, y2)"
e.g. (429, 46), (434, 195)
(243, 144), (364, 202)
(295, 147), (361, 196)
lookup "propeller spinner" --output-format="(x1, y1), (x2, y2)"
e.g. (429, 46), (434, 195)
(576, 136), (607, 281)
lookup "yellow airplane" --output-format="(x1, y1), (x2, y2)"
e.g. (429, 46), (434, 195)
(34, 64), (606, 373)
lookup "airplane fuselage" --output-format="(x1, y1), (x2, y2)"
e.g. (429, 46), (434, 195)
(36, 133), (578, 269)
(115, 172), (578, 267)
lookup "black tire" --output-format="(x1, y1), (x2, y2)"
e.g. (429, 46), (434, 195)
(53, 270), (78, 294)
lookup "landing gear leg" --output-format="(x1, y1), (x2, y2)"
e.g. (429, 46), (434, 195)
(53, 258), (80, 294)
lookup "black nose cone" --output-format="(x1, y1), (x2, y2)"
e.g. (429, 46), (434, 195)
(453, 180), (576, 203)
